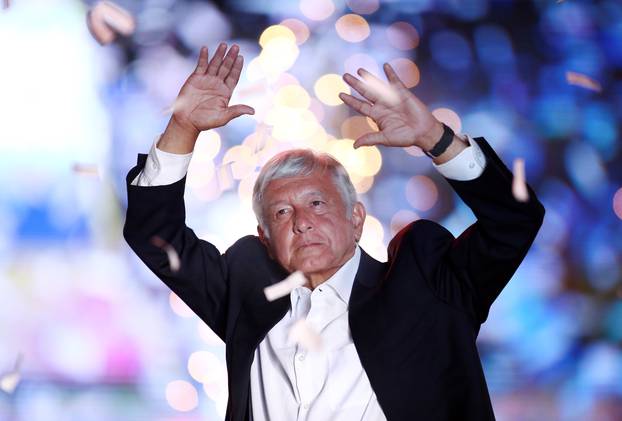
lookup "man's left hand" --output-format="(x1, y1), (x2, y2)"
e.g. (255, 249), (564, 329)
(339, 63), (444, 151)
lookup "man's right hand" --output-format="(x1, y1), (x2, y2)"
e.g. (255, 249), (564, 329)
(158, 43), (255, 154)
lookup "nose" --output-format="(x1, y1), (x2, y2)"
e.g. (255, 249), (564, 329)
(293, 210), (313, 234)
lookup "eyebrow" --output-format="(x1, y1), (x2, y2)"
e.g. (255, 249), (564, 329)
(266, 190), (326, 209)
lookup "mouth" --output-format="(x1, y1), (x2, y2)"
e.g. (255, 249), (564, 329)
(296, 242), (324, 251)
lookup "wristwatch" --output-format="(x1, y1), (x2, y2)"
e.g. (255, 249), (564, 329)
(424, 123), (455, 158)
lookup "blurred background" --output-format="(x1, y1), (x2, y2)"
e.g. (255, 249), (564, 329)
(1, 0), (621, 419)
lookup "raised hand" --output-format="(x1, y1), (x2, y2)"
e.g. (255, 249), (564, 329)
(159, 43), (254, 154)
(174, 43), (254, 132)
(339, 64), (445, 152)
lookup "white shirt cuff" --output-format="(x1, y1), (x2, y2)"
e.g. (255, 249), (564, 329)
(130, 136), (193, 186)
(432, 134), (487, 181)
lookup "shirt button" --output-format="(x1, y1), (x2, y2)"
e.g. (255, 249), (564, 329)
(298, 354), (305, 362)
(303, 403), (310, 409)
(469, 162), (475, 169)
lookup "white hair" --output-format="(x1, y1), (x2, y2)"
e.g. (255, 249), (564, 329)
(252, 149), (357, 233)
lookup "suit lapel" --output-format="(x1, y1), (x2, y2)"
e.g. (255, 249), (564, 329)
(349, 248), (385, 310)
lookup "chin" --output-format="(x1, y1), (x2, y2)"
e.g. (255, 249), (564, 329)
(295, 258), (334, 276)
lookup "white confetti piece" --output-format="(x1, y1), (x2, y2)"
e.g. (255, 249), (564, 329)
(87, 1), (136, 46)
(0, 353), (22, 394)
(288, 319), (323, 351)
(151, 236), (181, 272)
(72, 163), (100, 177)
(360, 73), (400, 106)
(161, 97), (189, 116)
(566, 71), (602, 93)
(264, 271), (307, 301)
(216, 162), (235, 191)
(512, 158), (529, 203)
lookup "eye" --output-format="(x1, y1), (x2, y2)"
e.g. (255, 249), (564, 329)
(276, 208), (290, 217)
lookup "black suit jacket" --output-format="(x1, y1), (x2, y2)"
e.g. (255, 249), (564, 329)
(123, 137), (544, 421)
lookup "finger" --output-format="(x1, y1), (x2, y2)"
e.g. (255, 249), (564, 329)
(207, 43), (227, 75)
(342, 73), (380, 103)
(382, 63), (407, 89)
(339, 92), (372, 116)
(358, 67), (400, 105)
(225, 55), (244, 89)
(223, 104), (255, 122)
(353, 132), (386, 149)
(194, 46), (209, 74)
(218, 44), (240, 79)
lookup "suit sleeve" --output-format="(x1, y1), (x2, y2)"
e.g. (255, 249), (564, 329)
(123, 153), (230, 340)
(393, 137), (545, 326)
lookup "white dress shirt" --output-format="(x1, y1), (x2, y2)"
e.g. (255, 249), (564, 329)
(131, 134), (487, 420)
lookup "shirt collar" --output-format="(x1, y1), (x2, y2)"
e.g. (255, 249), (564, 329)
(324, 245), (360, 305)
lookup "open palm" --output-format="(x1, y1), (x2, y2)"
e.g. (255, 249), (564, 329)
(339, 64), (442, 150)
(173, 43), (254, 133)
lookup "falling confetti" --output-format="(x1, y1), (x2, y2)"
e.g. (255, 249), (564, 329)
(360, 72), (400, 106)
(2, 0), (10, 10)
(72, 163), (100, 177)
(566, 71), (602, 93)
(161, 97), (187, 116)
(216, 162), (235, 191)
(264, 271), (306, 301)
(0, 353), (23, 394)
(288, 319), (323, 351)
(151, 236), (181, 272)
(86, 1), (136, 46)
(512, 158), (529, 203)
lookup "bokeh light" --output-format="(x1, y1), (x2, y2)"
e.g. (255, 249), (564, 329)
(346, 0), (380, 15)
(222, 145), (257, 180)
(613, 188), (622, 220)
(327, 138), (382, 177)
(257, 27), (299, 77)
(386, 21), (420, 50)
(431, 108), (462, 133)
(344, 53), (381, 78)
(259, 25), (297, 48)
(187, 350), (227, 384)
(314, 74), (351, 106)
(340, 115), (378, 140)
(335, 14), (371, 43)
(405, 175), (439, 211)
(280, 18), (310, 45)
(390, 209), (420, 236)
(388, 58), (420, 88)
(299, 0), (335, 21)
(169, 292), (195, 318)
(274, 84), (311, 109)
(359, 214), (386, 262)
(165, 380), (199, 412)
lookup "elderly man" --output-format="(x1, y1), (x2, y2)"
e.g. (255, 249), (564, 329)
(124, 44), (544, 421)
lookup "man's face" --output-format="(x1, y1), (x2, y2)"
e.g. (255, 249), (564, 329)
(257, 170), (365, 282)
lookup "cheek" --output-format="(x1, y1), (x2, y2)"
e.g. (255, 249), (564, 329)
(270, 229), (293, 259)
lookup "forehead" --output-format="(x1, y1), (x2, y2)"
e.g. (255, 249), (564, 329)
(264, 171), (341, 203)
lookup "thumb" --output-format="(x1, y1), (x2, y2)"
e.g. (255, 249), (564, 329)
(224, 104), (255, 122)
(353, 132), (386, 149)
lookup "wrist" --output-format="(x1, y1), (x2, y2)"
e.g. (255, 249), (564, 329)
(418, 121), (444, 151)
(158, 117), (200, 154)
(431, 134), (468, 165)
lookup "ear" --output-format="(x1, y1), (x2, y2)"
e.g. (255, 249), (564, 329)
(257, 225), (275, 259)
(351, 202), (366, 242)
(257, 225), (269, 247)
